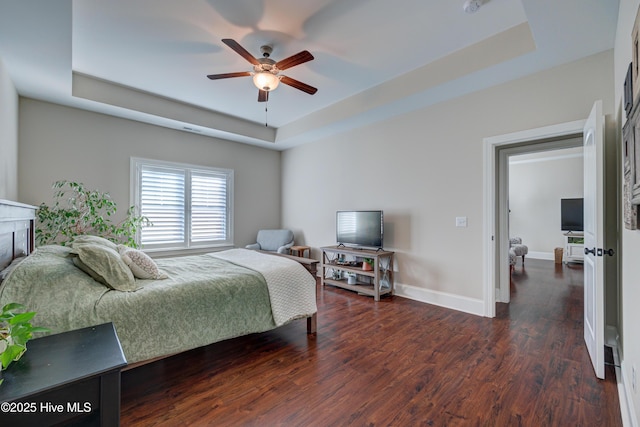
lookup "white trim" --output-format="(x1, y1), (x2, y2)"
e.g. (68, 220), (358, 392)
(482, 133), (497, 317)
(526, 251), (554, 261)
(609, 328), (637, 427)
(482, 119), (586, 317)
(618, 360), (637, 427)
(509, 152), (583, 165)
(395, 283), (484, 317)
(484, 120), (586, 146)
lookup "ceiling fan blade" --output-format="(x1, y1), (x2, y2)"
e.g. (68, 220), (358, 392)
(275, 51), (314, 70)
(258, 90), (269, 102)
(280, 75), (318, 95)
(222, 39), (260, 66)
(207, 71), (251, 80)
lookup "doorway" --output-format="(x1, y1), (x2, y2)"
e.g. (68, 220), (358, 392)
(498, 138), (584, 303)
(484, 106), (620, 382)
(507, 144), (584, 297)
(482, 119), (586, 317)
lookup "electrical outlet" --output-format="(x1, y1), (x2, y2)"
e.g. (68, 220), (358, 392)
(633, 365), (637, 393)
(455, 216), (468, 228)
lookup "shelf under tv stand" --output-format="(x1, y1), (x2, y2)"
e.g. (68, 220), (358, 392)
(564, 231), (584, 263)
(321, 246), (395, 301)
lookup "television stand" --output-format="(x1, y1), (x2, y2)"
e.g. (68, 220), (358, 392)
(564, 232), (584, 263)
(321, 246), (394, 301)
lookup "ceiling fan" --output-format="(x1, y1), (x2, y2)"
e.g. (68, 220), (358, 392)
(207, 39), (317, 102)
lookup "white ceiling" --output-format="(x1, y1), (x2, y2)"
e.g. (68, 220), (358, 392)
(0, 0), (619, 150)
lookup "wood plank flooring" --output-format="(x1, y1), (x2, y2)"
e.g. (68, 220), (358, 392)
(120, 259), (622, 426)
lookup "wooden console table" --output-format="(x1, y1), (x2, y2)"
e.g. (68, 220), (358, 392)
(321, 246), (394, 301)
(0, 323), (127, 426)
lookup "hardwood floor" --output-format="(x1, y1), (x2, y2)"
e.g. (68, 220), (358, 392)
(120, 259), (622, 426)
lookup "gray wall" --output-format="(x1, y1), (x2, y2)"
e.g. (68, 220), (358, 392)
(0, 57), (18, 200)
(281, 50), (614, 314)
(18, 99), (282, 250)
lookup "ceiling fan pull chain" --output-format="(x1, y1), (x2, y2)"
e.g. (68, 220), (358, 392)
(265, 101), (268, 127)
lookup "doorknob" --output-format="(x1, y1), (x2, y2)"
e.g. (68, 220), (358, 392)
(584, 247), (615, 256)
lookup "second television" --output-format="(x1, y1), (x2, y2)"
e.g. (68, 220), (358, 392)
(561, 198), (584, 232)
(336, 210), (383, 249)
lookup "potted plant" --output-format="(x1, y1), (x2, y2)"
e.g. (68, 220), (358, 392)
(0, 303), (49, 384)
(362, 258), (374, 271)
(36, 180), (150, 248)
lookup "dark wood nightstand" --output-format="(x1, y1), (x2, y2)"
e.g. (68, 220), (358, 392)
(0, 323), (127, 426)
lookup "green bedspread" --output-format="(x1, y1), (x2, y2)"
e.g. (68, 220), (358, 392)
(0, 246), (277, 364)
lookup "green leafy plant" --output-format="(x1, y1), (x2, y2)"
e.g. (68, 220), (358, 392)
(35, 180), (150, 248)
(0, 303), (49, 383)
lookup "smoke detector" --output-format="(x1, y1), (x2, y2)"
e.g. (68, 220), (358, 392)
(463, 0), (482, 13)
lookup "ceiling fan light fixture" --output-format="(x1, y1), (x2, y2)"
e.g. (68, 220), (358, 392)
(210, 39), (317, 101)
(253, 71), (280, 92)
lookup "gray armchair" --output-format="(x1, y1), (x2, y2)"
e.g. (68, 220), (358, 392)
(509, 237), (529, 270)
(245, 229), (294, 254)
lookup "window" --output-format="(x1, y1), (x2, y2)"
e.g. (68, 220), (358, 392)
(131, 158), (233, 250)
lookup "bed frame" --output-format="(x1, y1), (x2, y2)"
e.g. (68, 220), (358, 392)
(0, 200), (316, 358)
(0, 199), (36, 271)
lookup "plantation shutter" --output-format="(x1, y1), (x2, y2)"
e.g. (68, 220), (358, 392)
(139, 165), (186, 246)
(191, 171), (228, 242)
(134, 158), (234, 250)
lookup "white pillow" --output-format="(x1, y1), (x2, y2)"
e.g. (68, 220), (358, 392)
(118, 246), (168, 280)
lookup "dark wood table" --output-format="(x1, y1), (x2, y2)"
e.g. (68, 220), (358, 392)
(0, 323), (127, 426)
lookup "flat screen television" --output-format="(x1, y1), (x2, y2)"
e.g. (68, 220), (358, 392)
(336, 210), (383, 249)
(561, 198), (584, 232)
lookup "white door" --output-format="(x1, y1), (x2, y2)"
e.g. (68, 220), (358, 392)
(583, 100), (605, 379)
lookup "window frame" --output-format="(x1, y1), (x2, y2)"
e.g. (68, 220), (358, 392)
(131, 157), (234, 253)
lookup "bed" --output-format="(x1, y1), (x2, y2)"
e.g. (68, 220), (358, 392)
(0, 200), (317, 366)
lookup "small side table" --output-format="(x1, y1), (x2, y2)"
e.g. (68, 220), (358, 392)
(290, 245), (311, 258)
(0, 323), (127, 426)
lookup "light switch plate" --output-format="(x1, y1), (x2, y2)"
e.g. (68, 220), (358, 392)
(456, 216), (468, 227)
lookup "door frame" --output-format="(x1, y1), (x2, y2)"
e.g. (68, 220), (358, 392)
(482, 120), (586, 317)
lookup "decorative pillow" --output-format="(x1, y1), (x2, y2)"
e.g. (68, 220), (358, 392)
(36, 245), (73, 257)
(72, 256), (107, 284)
(118, 245), (168, 280)
(71, 235), (118, 251)
(70, 243), (138, 291)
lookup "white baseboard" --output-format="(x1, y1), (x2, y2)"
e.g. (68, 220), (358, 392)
(609, 326), (638, 427)
(526, 251), (554, 260)
(395, 283), (485, 317)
